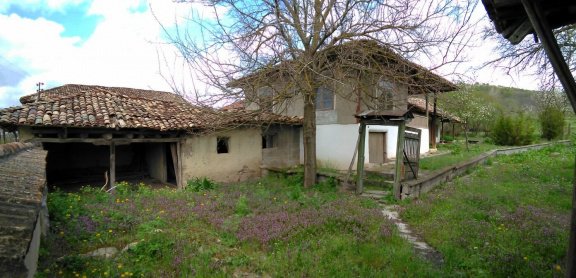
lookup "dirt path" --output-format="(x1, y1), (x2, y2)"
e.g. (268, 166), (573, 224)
(361, 190), (443, 266)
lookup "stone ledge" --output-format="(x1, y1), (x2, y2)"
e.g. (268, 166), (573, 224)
(0, 142), (36, 158)
(401, 140), (571, 199)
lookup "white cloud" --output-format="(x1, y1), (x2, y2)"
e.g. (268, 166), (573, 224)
(0, 0), (216, 107)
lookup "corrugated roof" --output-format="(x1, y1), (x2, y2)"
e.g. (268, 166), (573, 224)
(0, 84), (302, 132)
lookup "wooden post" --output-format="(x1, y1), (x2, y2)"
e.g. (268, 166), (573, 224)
(441, 121), (445, 142)
(356, 123), (367, 194)
(109, 142), (116, 192)
(431, 93), (437, 149)
(394, 121), (406, 199)
(519, 2), (576, 275)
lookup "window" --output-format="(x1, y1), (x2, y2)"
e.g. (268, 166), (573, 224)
(262, 134), (277, 149)
(315, 86), (334, 110)
(257, 87), (274, 112)
(376, 79), (395, 110)
(217, 137), (229, 153)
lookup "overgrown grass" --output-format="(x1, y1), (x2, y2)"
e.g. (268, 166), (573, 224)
(39, 175), (439, 277)
(419, 141), (499, 171)
(401, 143), (573, 277)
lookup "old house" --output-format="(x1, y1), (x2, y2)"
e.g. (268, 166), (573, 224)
(407, 97), (462, 145)
(230, 40), (457, 170)
(0, 84), (302, 188)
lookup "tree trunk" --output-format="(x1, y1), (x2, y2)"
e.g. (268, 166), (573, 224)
(464, 123), (469, 152)
(303, 92), (317, 187)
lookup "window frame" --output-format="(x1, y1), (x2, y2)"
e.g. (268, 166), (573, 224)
(216, 136), (230, 154)
(376, 79), (395, 110)
(262, 133), (277, 149)
(315, 86), (335, 111)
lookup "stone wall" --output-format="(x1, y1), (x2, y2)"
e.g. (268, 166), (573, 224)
(0, 142), (48, 278)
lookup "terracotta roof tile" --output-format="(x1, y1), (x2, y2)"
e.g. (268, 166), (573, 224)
(0, 84), (302, 131)
(408, 97), (462, 123)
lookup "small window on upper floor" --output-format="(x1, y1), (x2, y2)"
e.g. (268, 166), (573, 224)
(262, 134), (277, 149)
(217, 137), (229, 153)
(376, 79), (395, 110)
(315, 86), (334, 110)
(257, 87), (274, 112)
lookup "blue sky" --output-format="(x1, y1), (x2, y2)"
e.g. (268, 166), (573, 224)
(0, 0), (539, 108)
(5, 1), (103, 41)
(0, 0), (205, 107)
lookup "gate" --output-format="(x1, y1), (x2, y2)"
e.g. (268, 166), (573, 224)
(403, 127), (421, 180)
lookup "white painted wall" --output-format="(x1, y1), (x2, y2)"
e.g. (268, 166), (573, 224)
(300, 123), (430, 170)
(316, 124), (360, 169)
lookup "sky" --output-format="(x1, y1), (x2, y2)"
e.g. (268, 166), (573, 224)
(0, 0), (540, 108)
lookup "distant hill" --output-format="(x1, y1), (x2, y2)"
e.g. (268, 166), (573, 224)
(468, 83), (540, 114)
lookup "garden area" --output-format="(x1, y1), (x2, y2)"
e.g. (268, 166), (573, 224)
(38, 176), (438, 277)
(38, 142), (574, 277)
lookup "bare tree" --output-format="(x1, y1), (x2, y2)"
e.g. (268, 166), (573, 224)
(160, 0), (479, 187)
(483, 24), (576, 90)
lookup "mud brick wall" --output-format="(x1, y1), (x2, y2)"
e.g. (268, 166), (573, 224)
(0, 142), (47, 278)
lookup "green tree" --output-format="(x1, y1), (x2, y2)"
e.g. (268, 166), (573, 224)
(439, 84), (496, 150)
(539, 105), (565, 140)
(491, 113), (536, 146)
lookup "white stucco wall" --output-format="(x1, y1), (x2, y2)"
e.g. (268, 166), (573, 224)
(181, 128), (262, 183)
(316, 124), (360, 169)
(305, 123), (430, 170)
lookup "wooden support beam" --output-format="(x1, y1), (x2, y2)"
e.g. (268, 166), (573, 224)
(30, 137), (181, 144)
(109, 142), (116, 192)
(356, 123), (367, 194)
(519, 1), (576, 276)
(430, 93), (437, 149)
(394, 121), (406, 199)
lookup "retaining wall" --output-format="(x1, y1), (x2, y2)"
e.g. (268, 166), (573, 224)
(401, 140), (571, 199)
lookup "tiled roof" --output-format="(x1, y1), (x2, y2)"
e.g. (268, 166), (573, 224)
(408, 97), (462, 123)
(221, 100), (245, 111)
(0, 143), (47, 277)
(0, 84), (302, 132)
(230, 40), (458, 94)
(20, 84), (188, 104)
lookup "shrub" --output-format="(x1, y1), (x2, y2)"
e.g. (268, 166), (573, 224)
(539, 106), (565, 140)
(235, 195), (251, 216)
(186, 177), (217, 192)
(442, 135), (455, 142)
(491, 113), (536, 146)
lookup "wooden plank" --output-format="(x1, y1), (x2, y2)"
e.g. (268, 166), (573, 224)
(170, 143), (181, 189)
(369, 132), (385, 163)
(109, 142), (116, 192)
(30, 138), (181, 144)
(356, 123), (367, 194)
(394, 122), (406, 199)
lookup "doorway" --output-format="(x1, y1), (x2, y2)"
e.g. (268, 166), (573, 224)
(369, 132), (387, 163)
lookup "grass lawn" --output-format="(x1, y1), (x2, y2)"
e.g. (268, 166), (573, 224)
(401, 143), (574, 277)
(38, 175), (440, 277)
(419, 141), (499, 172)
